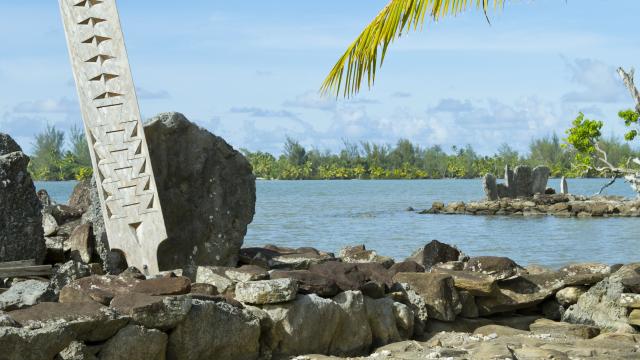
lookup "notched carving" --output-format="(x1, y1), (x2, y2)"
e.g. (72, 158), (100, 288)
(78, 17), (106, 27)
(94, 91), (123, 100)
(90, 73), (119, 83)
(85, 54), (115, 65)
(74, 0), (103, 7)
(82, 35), (111, 46)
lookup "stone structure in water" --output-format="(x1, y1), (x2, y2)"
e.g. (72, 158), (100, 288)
(483, 165), (551, 200)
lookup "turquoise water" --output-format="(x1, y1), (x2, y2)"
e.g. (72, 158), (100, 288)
(36, 179), (640, 268)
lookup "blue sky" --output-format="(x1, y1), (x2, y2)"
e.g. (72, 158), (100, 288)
(2, 1), (640, 155)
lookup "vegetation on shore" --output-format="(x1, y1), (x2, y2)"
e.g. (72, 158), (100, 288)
(27, 125), (92, 181)
(242, 135), (639, 180)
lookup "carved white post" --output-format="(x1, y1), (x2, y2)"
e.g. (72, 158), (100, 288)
(59, 0), (167, 274)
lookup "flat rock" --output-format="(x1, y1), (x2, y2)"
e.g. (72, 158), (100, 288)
(464, 256), (522, 280)
(393, 272), (460, 321)
(195, 266), (236, 294)
(0, 280), (50, 311)
(132, 276), (191, 296)
(59, 274), (140, 305)
(530, 318), (600, 339)
(270, 270), (339, 297)
(190, 283), (218, 296)
(338, 244), (394, 268)
(309, 261), (392, 293)
(559, 263), (611, 286)
(224, 265), (269, 282)
(234, 278), (298, 304)
(432, 269), (497, 296)
(110, 293), (192, 330)
(388, 261), (425, 276)
(8, 301), (128, 342)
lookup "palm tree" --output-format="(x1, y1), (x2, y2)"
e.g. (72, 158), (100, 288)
(321, 0), (505, 98)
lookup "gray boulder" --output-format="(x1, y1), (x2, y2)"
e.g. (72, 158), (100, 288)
(234, 278), (298, 305)
(407, 240), (461, 269)
(98, 325), (168, 360)
(167, 299), (260, 360)
(58, 341), (98, 360)
(0, 135), (45, 264)
(563, 263), (640, 333)
(531, 166), (551, 194)
(89, 113), (256, 272)
(0, 324), (75, 360)
(513, 165), (533, 197)
(0, 280), (50, 311)
(482, 173), (498, 200)
(146, 112), (255, 270)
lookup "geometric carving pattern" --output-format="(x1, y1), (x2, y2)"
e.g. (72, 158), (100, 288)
(59, 0), (167, 274)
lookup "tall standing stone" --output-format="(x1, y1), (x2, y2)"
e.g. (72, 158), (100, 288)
(482, 174), (498, 201)
(560, 177), (568, 195)
(0, 134), (46, 263)
(504, 165), (514, 197)
(59, 0), (168, 274)
(531, 166), (551, 194)
(513, 165), (533, 198)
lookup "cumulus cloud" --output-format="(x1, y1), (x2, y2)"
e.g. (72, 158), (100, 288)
(283, 91), (336, 112)
(136, 87), (171, 100)
(12, 97), (78, 114)
(391, 92), (412, 98)
(561, 58), (627, 103)
(229, 106), (298, 119)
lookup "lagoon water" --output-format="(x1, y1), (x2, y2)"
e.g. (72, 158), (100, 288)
(37, 178), (640, 268)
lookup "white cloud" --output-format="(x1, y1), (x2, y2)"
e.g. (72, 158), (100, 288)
(12, 97), (78, 114)
(136, 87), (171, 100)
(561, 58), (627, 103)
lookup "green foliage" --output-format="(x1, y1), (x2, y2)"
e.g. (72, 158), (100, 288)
(28, 126), (93, 181)
(321, 0), (505, 97)
(619, 109), (640, 141)
(243, 135), (601, 180)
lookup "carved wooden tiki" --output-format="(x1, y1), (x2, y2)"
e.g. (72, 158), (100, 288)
(59, 0), (167, 274)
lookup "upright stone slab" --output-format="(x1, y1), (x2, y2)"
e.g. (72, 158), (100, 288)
(482, 174), (498, 201)
(512, 166), (532, 198)
(504, 165), (514, 197)
(560, 176), (568, 195)
(59, 0), (167, 274)
(531, 166), (551, 194)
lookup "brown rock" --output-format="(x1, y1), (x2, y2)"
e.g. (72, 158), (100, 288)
(388, 261), (425, 276)
(59, 275), (141, 305)
(432, 269), (497, 296)
(339, 244), (394, 268)
(309, 261), (392, 293)
(559, 263), (611, 286)
(270, 270), (339, 297)
(529, 318), (600, 339)
(110, 292), (192, 330)
(407, 240), (460, 269)
(9, 302), (128, 342)
(133, 276), (191, 296)
(393, 272), (460, 321)
(190, 283), (219, 296)
(464, 256), (522, 280)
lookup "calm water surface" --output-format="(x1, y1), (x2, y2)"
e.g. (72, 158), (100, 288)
(37, 178), (640, 268)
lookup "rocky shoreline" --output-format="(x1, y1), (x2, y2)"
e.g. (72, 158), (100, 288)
(0, 239), (639, 359)
(420, 193), (640, 217)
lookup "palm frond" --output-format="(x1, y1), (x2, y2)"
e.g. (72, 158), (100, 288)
(321, 0), (505, 98)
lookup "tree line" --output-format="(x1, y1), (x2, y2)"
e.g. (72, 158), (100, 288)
(26, 126), (640, 181)
(242, 135), (640, 180)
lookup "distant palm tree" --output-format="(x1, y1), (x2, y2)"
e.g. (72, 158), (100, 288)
(321, 0), (504, 97)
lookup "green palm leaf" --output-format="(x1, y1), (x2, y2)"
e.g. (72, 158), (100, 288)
(321, 0), (505, 98)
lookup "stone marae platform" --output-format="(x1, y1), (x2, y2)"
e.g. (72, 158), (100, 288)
(420, 194), (640, 217)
